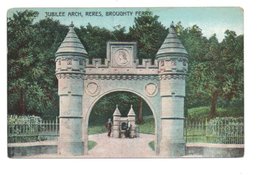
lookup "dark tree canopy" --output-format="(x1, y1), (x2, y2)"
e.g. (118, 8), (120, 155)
(129, 11), (168, 59)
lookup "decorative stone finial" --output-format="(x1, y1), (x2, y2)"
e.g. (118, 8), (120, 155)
(55, 20), (88, 57)
(70, 21), (74, 27)
(113, 104), (121, 116)
(155, 21), (188, 58)
(128, 104), (136, 117)
(170, 21), (174, 28)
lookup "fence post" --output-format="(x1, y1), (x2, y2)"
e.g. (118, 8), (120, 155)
(185, 119), (187, 143)
(205, 118), (208, 143)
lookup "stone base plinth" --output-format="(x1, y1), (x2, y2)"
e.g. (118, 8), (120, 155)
(58, 140), (84, 156)
(160, 141), (186, 157)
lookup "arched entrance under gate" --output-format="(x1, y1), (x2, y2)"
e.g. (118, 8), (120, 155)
(85, 91), (156, 157)
(83, 88), (160, 155)
(55, 22), (188, 157)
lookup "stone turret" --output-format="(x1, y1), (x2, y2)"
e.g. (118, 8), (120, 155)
(156, 22), (188, 157)
(127, 104), (135, 117)
(127, 105), (136, 136)
(55, 22), (88, 156)
(156, 22), (187, 59)
(56, 22), (87, 57)
(112, 105), (121, 137)
(113, 104), (121, 116)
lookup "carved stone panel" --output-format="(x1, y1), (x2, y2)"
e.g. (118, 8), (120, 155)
(145, 83), (158, 97)
(107, 42), (137, 68)
(85, 82), (100, 97)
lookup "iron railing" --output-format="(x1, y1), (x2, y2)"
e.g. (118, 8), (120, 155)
(8, 115), (59, 143)
(185, 117), (244, 144)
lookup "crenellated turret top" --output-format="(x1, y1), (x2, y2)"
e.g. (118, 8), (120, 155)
(56, 22), (88, 57)
(156, 22), (188, 59)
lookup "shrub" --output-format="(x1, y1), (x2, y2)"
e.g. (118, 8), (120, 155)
(187, 106), (244, 123)
(187, 106), (209, 123)
(207, 117), (244, 144)
(8, 115), (47, 143)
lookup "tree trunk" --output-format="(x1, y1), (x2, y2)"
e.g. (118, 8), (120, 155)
(209, 91), (218, 118)
(19, 91), (26, 115)
(137, 97), (143, 124)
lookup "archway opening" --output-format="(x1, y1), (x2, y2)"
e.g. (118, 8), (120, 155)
(87, 91), (156, 156)
(88, 91), (155, 135)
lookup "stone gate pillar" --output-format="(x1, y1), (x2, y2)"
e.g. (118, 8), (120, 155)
(156, 23), (188, 157)
(112, 105), (121, 138)
(127, 105), (136, 137)
(55, 23), (88, 155)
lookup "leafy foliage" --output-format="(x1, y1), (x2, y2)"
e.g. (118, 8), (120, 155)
(187, 106), (244, 123)
(129, 11), (168, 59)
(8, 10), (67, 116)
(8, 115), (44, 142)
(89, 91), (153, 133)
(176, 22), (244, 117)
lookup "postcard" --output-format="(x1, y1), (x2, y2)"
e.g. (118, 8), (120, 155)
(7, 7), (244, 158)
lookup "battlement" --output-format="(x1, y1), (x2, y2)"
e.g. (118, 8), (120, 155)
(84, 58), (159, 75)
(85, 58), (158, 68)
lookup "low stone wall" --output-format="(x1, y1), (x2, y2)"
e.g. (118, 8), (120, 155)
(8, 141), (244, 158)
(186, 143), (244, 157)
(8, 141), (57, 158)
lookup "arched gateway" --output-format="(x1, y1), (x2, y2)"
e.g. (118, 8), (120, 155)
(55, 22), (188, 157)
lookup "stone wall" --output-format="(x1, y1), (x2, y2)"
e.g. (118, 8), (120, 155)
(8, 142), (57, 157)
(186, 143), (244, 157)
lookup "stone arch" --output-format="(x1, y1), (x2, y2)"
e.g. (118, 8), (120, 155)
(82, 88), (160, 154)
(55, 23), (188, 157)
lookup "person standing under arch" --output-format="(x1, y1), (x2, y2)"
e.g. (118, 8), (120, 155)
(105, 118), (112, 137)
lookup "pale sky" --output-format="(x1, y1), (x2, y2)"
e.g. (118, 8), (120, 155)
(8, 7), (243, 41)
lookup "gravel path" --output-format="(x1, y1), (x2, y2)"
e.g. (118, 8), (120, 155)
(87, 133), (156, 158)
(18, 133), (156, 158)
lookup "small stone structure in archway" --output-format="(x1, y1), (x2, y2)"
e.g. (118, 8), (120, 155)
(112, 105), (137, 138)
(55, 22), (188, 157)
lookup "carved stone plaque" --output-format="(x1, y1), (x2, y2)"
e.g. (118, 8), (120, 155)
(85, 82), (100, 96)
(114, 49), (130, 65)
(145, 83), (158, 96)
(107, 42), (137, 68)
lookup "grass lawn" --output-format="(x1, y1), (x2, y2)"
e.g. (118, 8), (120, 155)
(137, 116), (155, 134)
(88, 115), (155, 135)
(88, 125), (107, 135)
(88, 140), (97, 150)
(87, 106), (243, 144)
(148, 141), (155, 151)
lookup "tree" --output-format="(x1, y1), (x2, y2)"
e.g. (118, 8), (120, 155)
(128, 12), (168, 121)
(175, 22), (243, 117)
(185, 29), (243, 117)
(129, 11), (168, 59)
(8, 10), (67, 117)
(76, 24), (114, 59)
(90, 92), (152, 124)
(8, 10), (40, 114)
(176, 22), (210, 109)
